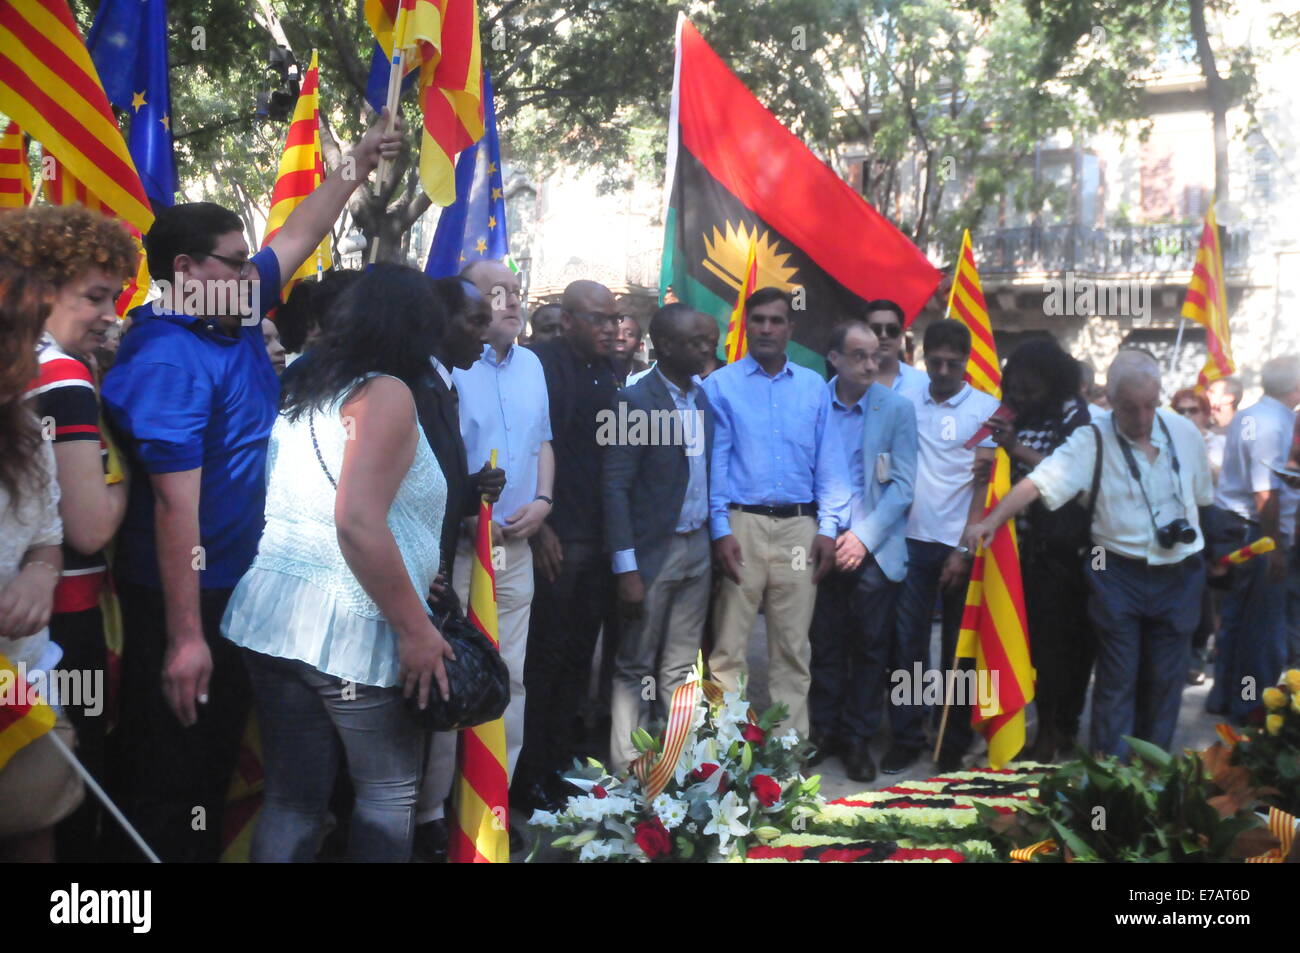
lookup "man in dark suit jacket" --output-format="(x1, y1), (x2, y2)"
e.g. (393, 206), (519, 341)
(417, 276), (504, 596)
(603, 304), (718, 771)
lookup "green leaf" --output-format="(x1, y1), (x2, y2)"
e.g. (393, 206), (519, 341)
(1124, 736), (1173, 769)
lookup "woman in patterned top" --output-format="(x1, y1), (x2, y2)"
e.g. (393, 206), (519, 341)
(0, 261), (80, 862)
(0, 205), (137, 860)
(982, 338), (1093, 762)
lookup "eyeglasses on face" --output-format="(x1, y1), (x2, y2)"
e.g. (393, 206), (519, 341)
(1175, 404), (1204, 416)
(867, 322), (902, 339)
(204, 252), (254, 277)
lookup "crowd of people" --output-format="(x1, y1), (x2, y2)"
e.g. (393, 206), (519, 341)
(2, 122), (1299, 862)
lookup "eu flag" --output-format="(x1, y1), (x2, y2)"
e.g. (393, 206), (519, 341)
(87, 0), (176, 207)
(424, 70), (507, 278)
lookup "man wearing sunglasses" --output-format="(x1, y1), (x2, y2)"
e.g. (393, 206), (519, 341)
(514, 280), (620, 811)
(100, 113), (404, 862)
(863, 299), (927, 394)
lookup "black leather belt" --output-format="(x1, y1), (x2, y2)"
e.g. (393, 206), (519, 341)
(729, 502), (816, 519)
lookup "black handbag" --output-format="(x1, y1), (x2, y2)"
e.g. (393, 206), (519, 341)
(407, 608), (511, 731)
(308, 409), (511, 732)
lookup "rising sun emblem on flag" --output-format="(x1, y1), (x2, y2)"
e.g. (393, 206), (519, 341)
(702, 221), (799, 295)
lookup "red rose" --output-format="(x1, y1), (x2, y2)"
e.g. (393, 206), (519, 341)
(592, 785), (607, 799)
(742, 723), (766, 744)
(716, 771), (730, 795)
(691, 763), (720, 783)
(750, 774), (782, 807)
(634, 817), (673, 859)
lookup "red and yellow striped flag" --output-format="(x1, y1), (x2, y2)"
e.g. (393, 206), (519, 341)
(366, 0), (484, 206)
(1220, 536), (1276, 567)
(36, 147), (150, 318)
(262, 50), (330, 294)
(0, 0), (153, 234)
(724, 239), (757, 364)
(1181, 203), (1233, 394)
(0, 651), (56, 771)
(449, 448), (509, 863)
(945, 229), (1001, 399)
(956, 448), (1034, 768)
(0, 119), (32, 207)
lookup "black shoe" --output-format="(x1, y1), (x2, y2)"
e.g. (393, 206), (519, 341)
(935, 750), (963, 774)
(508, 827), (524, 855)
(807, 730), (837, 768)
(880, 744), (920, 775)
(843, 742), (877, 783)
(413, 819), (448, 863)
(512, 778), (562, 814)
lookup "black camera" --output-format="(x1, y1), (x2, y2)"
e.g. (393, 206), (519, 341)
(1156, 518), (1196, 549)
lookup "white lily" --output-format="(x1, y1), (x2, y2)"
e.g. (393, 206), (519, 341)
(703, 790), (749, 851)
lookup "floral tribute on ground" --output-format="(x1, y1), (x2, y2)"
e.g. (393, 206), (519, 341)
(527, 668), (819, 862)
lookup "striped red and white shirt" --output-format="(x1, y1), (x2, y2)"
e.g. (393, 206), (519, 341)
(26, 332), (108, 614)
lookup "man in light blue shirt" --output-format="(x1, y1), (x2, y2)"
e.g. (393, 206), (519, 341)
(417, 259), (554, 844)
(702, 287), (852, 737)
(1209, 355), (1300, 722)
(808, 320), (917, 782)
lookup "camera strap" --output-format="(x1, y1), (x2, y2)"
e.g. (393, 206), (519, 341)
(1113, 414), (1185, 537)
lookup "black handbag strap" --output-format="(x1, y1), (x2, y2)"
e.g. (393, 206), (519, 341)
(309, 410), (338, 490)
(1085, 423), (1103, 525)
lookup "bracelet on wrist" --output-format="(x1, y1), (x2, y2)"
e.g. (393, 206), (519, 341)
(23, 559), (60, 578)
(535, 494), (553, 506)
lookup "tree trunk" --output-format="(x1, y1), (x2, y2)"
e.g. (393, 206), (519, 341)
(1188, 0), (1230, 202)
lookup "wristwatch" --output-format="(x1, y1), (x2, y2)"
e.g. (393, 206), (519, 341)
(954, 544), (972, 558)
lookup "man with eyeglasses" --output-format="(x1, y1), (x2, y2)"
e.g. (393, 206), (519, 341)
(863, 299), (927, 393)
(513, 279), (620, 811)
(100, 115), (403, 862)
(886, 319), (998, 774)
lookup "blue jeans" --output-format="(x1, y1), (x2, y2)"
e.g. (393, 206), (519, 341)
(1210, 522), (1288, 722)
(891, 539), (969, 752)
(242, 648), (423, 862)
(1086, 553), (1203, 757)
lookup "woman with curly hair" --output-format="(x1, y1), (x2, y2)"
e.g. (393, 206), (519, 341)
(0, 205), (137, 860)
(982, 337), (1095, 762)
(0, 261), (80, 862)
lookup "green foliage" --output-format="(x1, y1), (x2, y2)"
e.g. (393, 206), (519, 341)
(1026, 737), (1263, 862)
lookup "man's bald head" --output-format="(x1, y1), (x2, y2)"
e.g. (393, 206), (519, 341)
(462, 259), (522, 350)
(559, 279), (616, 359)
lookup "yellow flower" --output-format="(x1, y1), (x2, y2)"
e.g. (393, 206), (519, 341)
(1286, 670), (1300, 694)
(1292, 693), (1300, 716)
(1263, 687), (1286, 711)
(1266, 714), (1284, 736)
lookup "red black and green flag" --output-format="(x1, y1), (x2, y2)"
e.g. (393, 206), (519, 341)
(659, 17), (942, 372)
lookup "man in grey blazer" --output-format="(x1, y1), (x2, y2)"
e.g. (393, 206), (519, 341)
(603, 304), (718, 771)
(809, 319), (918, 782)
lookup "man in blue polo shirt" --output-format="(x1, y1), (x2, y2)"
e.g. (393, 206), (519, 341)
(100, 116), (402, 863)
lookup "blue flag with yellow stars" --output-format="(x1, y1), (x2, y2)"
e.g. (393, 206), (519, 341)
(87, 0), (176, 207)
(425, 69), (507, 277)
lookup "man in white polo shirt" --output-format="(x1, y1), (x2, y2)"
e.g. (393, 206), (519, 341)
(1208, 355), (1300, 722)
(966, 350), (1214, 757)
(885, 319), (997, 774)
(415, 259), (554, 854)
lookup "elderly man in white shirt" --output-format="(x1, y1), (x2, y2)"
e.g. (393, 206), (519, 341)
(965, 350), (1214, 758)
(1207, 355), (1300, 722)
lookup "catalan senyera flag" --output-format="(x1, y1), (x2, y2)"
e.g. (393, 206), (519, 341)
(37, 147), (150, 318)
(723, 239), (757, 364)
(0, 0), (153, 234)
(1181, 203), (1234, 394)
(945, 229), (1001, 399)
(366, 0), (485, 207)
(660, 16), (941, 374)
(262, 50), (330, 294)
(956, 448), (1034, 769)
(0, 119), (32, 207)
(0, 651), (56, 771)
(449, 449), (509, 863)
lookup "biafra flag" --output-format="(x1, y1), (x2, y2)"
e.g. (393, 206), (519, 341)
(659, 17), (942, 372)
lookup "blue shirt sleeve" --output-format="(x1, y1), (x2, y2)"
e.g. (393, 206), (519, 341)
(813, 384), (852, 537)
(102, 359), (213, 474)
(703, 374), (734, 540)
(251, 246), (283, 317)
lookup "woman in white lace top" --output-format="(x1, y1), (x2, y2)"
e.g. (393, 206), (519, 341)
(222, 265), (454, 862)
